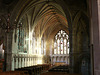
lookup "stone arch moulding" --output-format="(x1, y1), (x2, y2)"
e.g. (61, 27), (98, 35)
(72, 11), (89, 34)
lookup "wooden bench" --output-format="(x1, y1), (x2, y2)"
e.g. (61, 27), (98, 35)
(15, 64), (51, 75)
(48, 65), (69, 73)
(40, 72), (82, 75)
(0, 71), (29, 75)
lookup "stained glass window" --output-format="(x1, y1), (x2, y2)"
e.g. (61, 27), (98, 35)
(54, 49), (56, 54)
(41, 40), (43, 54)
(18, 26), (25, 52)
(61, 38), (63, 54)
(64, 39), (67, 54)
(54, 30), (69, 55)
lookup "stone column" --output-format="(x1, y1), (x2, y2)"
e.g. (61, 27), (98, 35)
(69, 31), (73, 73)
(32, 57), (34, 65)
(4, 31), (13, 71)
(21, 57), (24, 68)
(90, 0), (100, 75)
(24, 58), (26, 67)
(16, 57), (18, 69)
(51, 56), (53, 65)
(11, 56), (14, 71)
(19, 56), (21, 68)
(33, 57), (34, 65)
(14, 57), (16, 69)
(22, 57), (24, 68)
(26, 57), (28, 67)
(28, 57), (29, 66)
(30, 57), (32, 66)
(29, 56), (31, 66)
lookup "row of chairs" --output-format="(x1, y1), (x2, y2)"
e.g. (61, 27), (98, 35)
(0, 71), (29, 75)
(40, 72), (82, 75)
(0, 64), (50, 75)
(48, 65), (69, 73)
(15, 64), (50, 75)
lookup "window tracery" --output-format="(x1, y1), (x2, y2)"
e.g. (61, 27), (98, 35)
(54, 30), (69, 55)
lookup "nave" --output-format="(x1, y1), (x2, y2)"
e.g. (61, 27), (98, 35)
(0, 64), (81, 75)
(1, 0), (100, 75)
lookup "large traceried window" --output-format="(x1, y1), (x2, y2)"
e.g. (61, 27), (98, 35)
(54, 30), (69, 54)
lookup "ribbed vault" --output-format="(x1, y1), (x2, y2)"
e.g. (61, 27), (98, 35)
(33, 2), (68, 40)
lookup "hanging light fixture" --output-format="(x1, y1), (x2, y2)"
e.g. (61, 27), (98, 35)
(0, 13), (22, 33)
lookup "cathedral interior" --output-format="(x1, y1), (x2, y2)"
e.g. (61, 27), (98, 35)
(0, 0), (100, 75)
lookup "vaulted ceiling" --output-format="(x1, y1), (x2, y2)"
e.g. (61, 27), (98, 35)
(0, 0), (89, 40)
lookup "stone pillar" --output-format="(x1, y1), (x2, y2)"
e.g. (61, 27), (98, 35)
(19, 57), (21, 68)
(28, 57), (29, 66)
(24, 58), (26, 67)
(51, 56), (53, 65)
(30, 57), (32, 66)
(22, 57), (24, 68)
(16, 57), (18, 69)
(18, 57), (20, 68)
(36, 57), (38, 65)
(32, 57), (33, 66)
(11, 57), (14, 71)
(69, 19), (73, 73)
(26, 57), (27, 67)
(33, 57), (34, 65)
(30, 57), (31, 66)
(4, 31), (13, 71)
(14, 57), (16, 69)
(29, 57), (30, 66)
(90, 0), (100, 75)
(34, 57), (35, 65)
